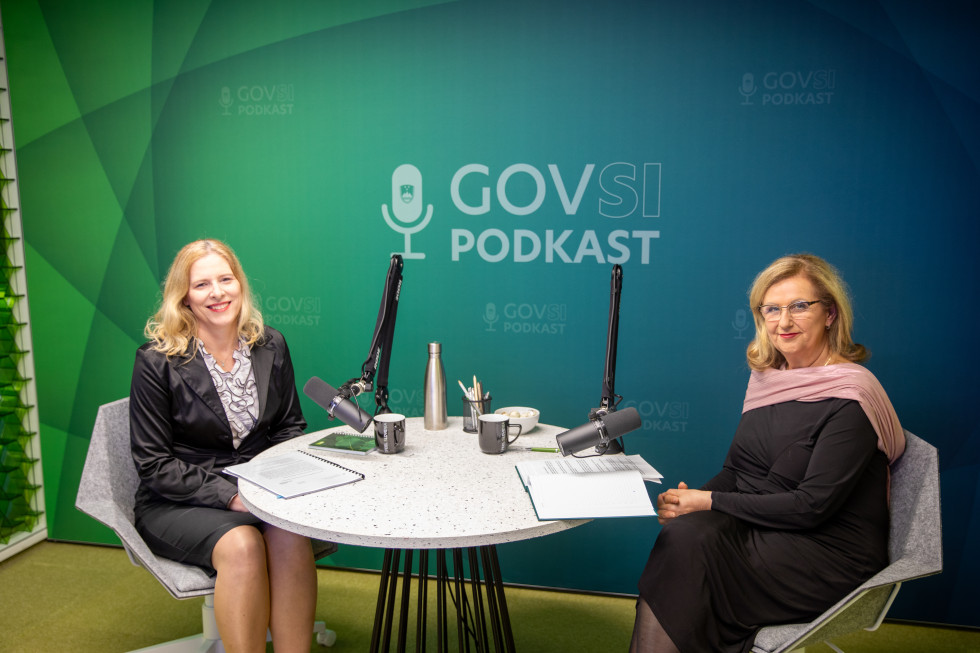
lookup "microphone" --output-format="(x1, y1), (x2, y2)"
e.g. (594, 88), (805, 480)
(556, 407), (641, 456)
(382, 163), (433, 259)
(739, 72), (757, 105)
(219, 86), (233, 115)
(732, 308), (749, 338)
(303, 376), (373, 433)
(738, 73), (758, 106)
(483, 302), (499, 331)
(740, 73), (755, 95)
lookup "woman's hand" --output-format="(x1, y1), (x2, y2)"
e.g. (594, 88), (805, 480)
(227, 493), (250, 513)
(657, 482), (712, 525)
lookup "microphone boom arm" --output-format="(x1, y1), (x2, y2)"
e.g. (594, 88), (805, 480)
(550, 265), (642, 457)
(594, 264), (623, 419)
(341, 254), (404, 414)
(588, 264), (625, 454)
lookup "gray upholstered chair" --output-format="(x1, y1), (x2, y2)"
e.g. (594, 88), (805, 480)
(76, 397), (338, 652)
(752, 430), (942, 653)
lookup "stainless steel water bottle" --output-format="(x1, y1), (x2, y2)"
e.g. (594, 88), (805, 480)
(423, 342), (448, 430)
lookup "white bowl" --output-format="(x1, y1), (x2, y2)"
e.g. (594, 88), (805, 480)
(494, 406), (540, 432)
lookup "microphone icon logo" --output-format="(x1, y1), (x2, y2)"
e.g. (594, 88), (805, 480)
(383, 164), (433, 259)
(483, 303), (499, 331)
(739, 73), (757, 105)
(732, 308), (749, 339)
(219, 86), (233, 115)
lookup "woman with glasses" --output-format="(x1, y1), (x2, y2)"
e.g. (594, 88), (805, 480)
(130, 239), (318, 653)
(630, 254), (905, 653)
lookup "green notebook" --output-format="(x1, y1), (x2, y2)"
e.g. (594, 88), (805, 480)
(309, 431), (377, 455)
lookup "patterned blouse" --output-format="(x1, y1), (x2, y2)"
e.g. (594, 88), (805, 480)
(199, 338), (259, 449)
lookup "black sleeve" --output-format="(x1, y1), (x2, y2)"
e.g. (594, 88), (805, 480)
(129, 347), (238, 508)
(265, 330), (306, 445)
(709, 402), (880, 530)
(700, 464), (738, 493)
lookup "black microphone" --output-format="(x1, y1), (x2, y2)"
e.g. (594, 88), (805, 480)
(556, 406), (641, 456)
(303, 376), (373, 433)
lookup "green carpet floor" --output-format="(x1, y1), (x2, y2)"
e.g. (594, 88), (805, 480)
(0, 541), (977, 652)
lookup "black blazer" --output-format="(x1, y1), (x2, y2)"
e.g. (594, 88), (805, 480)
(130, 326), (306, 516)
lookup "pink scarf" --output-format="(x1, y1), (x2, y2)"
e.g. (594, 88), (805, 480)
(742, 363), (905, 464)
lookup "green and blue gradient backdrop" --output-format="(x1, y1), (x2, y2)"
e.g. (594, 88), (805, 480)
(4, 0), (978, 627)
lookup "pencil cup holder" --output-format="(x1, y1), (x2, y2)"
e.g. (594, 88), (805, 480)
(462, 394), (492, 433)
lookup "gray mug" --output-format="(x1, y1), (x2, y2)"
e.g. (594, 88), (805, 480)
(374, 413), (406, 454)
(477, 413), (522, 454)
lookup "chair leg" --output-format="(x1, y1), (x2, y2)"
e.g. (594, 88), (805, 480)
(201, 595), (220, 643)
(865, 583), (902, 632)
(127, 596), (222, 652)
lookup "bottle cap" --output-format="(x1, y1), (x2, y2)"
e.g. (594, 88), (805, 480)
(428, 342), (441, 354)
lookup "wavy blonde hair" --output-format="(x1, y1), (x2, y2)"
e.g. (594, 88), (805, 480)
(746, 253), (868, 371)
(144, 239), (264, 358)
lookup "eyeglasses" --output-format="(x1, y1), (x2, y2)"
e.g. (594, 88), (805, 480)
(757, 300), (825, 321)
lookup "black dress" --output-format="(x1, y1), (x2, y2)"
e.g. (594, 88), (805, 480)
(637, 398), (889, 653)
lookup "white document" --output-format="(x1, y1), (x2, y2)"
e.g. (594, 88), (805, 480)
(515, 455), (658, 520)
(624, 454), (664, 483)
(524, 470), (657, 520)
(515, 454), (663, 485)
(224, 450), (363, 499)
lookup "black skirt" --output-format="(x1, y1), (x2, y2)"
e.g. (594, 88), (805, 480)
(135, 499), (264, 575)
(638, 510), (882, 652)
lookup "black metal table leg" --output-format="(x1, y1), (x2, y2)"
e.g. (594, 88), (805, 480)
(467, 547), (489, 651)
(479, 546), (503, 652)
(397, 549), (414, 652)
(483, 545), (515, 652)
(417, 549), (429, 653)
(437, 550), (448, 652)
(381, 549), (402, 652)
(452, 548), (469, 652)
(371, 549), (396, 653)
(370, 546), (517, 652)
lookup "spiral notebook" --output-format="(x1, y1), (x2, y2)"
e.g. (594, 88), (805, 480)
(223, 449), (364, 498)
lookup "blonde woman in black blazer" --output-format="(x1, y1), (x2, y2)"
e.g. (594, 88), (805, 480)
(130, 239), (316, 653)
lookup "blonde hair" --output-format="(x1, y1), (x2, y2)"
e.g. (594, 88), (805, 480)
(144, 239), (264, 358)
(746, 253), (868, 371)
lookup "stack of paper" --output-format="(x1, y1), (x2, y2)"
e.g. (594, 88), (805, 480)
(515, 455), (660, 520)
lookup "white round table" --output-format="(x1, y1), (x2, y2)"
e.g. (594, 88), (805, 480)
(239, 416), (588, 652)
(239, 416), (587, 548)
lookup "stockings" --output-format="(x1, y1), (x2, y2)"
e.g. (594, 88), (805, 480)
(629, 597), (680, 653)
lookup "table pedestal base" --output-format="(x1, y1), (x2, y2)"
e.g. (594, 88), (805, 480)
(370, 545), (516, 652)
